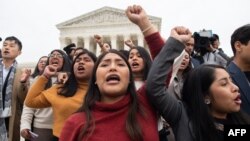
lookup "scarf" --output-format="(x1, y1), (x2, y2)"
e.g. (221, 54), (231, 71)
(0, 59), (17, 140)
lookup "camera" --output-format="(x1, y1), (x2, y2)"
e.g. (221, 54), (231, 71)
(193, 30), (213, 50)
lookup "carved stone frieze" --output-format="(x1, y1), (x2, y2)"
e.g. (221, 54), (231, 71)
(64, 11), (128, 27)
(57, 6), (161, 28)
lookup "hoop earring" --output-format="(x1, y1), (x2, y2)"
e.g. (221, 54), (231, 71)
(205, 99), (211, 104)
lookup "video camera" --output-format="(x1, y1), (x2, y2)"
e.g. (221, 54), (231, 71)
(193, 30), (215, 50)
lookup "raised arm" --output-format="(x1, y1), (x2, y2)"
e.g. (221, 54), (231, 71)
(146, 26), (192, 124)
(125, 5), (165, 59)
(94, 34), (103, 47)
(15, 68), (30, 105)
(94, 34), (111, 53)
(25, 65), (57, 108)
(124, 39), (135, 49)
(125, 5), (157, 37)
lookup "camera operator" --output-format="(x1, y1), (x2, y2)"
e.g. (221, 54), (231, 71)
(192, 31), (230, 67)
(211, 34), (231, 61)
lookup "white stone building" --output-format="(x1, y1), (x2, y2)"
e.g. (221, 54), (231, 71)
(56, 6), (162, 56)
(20, 6), (162, 69)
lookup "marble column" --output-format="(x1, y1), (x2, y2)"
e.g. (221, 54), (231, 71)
(59, 37), (67, 48)
(111, 35), (117, 50)
(71, 37), (78, 45)
(96, 41), (101, 56)
(83, 36), (90, 51)
(137, 34), (144, 47)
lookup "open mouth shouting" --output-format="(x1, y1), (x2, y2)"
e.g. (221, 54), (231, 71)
(77, 65), (85, 73)
(51, 60), (59, 67)
(106, 74), (120, 84)
(234, 94), (241, 105)
(131, 62), (140, 68)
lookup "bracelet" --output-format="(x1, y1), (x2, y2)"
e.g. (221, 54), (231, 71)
(142, 25), (153, 33)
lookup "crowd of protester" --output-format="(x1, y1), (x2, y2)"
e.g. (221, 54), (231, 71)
(0, 4), (250, 141)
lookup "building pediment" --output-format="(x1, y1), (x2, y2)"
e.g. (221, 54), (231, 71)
(56, 6), (161, 29)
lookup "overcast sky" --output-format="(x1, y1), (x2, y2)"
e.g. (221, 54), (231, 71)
(1, 0), (249, 63)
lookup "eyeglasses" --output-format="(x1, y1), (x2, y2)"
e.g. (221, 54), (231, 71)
(49, 54), (63, 58)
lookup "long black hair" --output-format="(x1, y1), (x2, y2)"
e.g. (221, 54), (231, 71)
(45, 49), (71, 72)
(31, 56), (48, 78)
(77, 49), (143, 141)
(129, 46), (152, 81)
(42, 49), (71, 88)
(58, 51), (96, 97)
(182, 64), (224, 141)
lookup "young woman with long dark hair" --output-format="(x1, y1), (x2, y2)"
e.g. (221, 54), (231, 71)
(60, 49), (159, 141)
(146, 26), (250, 141)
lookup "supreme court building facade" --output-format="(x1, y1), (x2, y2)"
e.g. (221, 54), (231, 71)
(56, 6), (162, 56)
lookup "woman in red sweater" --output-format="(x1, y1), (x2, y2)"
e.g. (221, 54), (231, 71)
(60, 49), (159, 141)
